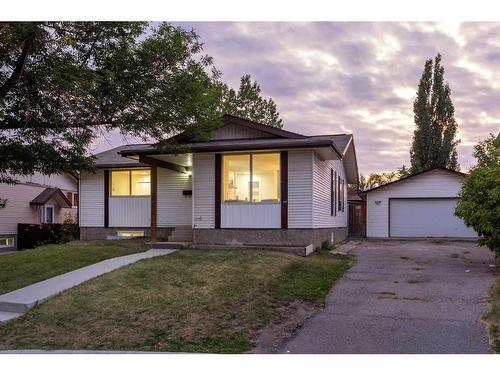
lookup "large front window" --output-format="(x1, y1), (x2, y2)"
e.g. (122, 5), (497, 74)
(111, 169), (151, 196)
(223, 153), (280, 203)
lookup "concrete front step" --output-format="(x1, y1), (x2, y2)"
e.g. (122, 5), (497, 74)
(0, 249), (176, 322)
(167, 227), (193, 242)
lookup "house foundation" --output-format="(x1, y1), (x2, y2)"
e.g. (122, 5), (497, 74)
(193, 227), (348, 249)
(80, 227), (173, 241)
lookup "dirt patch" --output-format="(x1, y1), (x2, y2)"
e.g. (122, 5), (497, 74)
(252, 300), (318, 353)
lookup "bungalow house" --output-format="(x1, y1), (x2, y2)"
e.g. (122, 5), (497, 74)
(0, 172), (79, 250)
(79, 115), (359, 252)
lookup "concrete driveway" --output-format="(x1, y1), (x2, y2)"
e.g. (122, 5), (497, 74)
(280, 240), (496, 354)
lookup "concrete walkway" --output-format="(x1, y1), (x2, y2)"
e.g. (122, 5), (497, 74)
(0, 249), (177, 323)
(281, 240), (495, 354)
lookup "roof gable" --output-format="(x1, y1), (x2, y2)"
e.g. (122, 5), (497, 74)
(210, 122), (277, 140)
(214, 114), (305, 140)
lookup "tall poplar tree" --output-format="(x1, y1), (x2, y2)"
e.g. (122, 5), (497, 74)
(410, 54), (460, 173)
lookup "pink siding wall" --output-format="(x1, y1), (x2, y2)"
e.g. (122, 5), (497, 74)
(0, 173), (78, 235)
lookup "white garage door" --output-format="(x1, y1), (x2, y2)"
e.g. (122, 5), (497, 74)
(389, 198), (477, 238)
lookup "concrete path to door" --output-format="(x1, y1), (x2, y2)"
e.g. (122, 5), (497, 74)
(0, 248), (177, 323)
(280, 240), (496, 354)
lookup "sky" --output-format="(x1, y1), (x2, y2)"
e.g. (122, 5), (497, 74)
(93, 22), (500, 175)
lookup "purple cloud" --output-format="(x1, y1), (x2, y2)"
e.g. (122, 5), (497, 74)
(92, 22), (500, 175)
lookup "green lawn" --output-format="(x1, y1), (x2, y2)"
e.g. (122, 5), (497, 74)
(484, 272), (500, 353)
(0, 240), (148, 295)
(0, 249), (353, 353)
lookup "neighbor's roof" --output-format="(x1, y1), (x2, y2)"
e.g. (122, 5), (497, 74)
(363, 167), (466, 194)
(30, 188), (72, 207)
(93, 144), (150, 168)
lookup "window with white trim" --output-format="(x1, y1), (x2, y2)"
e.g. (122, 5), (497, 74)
(45, 204), (54, 223)
(0, 237), (15, 248)
(66, 191), (79, 207)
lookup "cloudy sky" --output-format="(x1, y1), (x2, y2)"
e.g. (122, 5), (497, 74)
(95, 22), (500, 175)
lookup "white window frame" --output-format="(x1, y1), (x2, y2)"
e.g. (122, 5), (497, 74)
(66, 191), (78, 208)
(44, 204), (55, 223)
(0, 237), (15, 248)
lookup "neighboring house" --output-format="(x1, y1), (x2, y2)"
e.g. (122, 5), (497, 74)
(79, 114), (359, 250)
(0, 172), (79, 250)
(364, 167), (477, 238)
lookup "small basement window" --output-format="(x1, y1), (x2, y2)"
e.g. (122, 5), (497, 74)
(116, 231), (145, 238)
(0, 237), (15, 248)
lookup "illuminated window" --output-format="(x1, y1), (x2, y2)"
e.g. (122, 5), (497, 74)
(251, 153), (280, 202)
(111, 171), (130, 196)
(223, 154), (250, 202)
(111, 169), (150, 196)
(116, 230), (145, 238)
(222, 153), (280, 203)
(131, 170), (151, 196)
(0, 237), (15, 248)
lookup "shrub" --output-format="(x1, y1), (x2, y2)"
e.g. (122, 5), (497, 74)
(455, 134), (500, 258)
(321, 240), (334, 251)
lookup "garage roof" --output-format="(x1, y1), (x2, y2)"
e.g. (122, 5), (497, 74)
(363, 167), (466, 194)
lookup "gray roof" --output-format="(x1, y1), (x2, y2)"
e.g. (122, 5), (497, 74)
(94, 145), (150, 168)
(120, 136), (345, 158)
(97, 116), (354, 167)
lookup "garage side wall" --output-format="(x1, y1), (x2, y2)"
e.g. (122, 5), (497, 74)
(366, 170), (465, 238)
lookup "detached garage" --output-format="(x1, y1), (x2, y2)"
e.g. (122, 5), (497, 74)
(365, 168), (477, 239)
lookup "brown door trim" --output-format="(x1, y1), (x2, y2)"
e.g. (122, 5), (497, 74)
(104, 170), (109, 228)
(150, 166), (158, 241)
(215, 154), (222, 229)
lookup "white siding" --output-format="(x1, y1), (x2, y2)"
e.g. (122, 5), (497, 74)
(79, 170), (104, 227)
(109, 197), (150, 227)
(192, 153), (215, 229)
(221, 203), (280, 228)
(312, 153), (348, 228)
(367, 169), (468, 238)
(211, 123), (274, 140)
(157, 167), (192, 227)
(288, 150), (313, 228)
